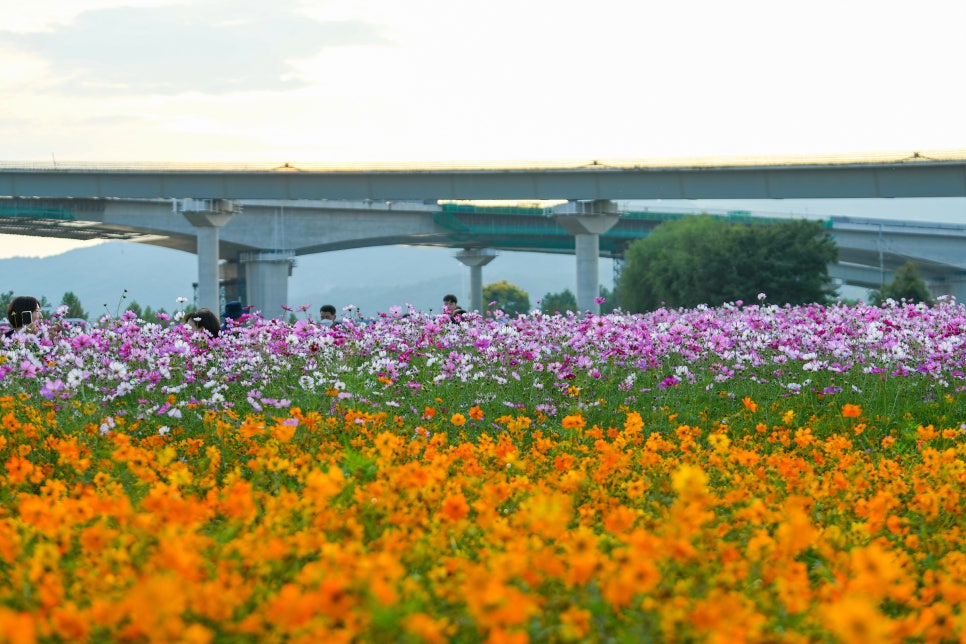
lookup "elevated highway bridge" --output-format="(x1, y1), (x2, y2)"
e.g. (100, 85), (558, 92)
(2, 151), (965, 314)
(1, 196), (963, 315)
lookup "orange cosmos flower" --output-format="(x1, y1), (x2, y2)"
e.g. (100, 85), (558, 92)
(554, 453), (575, 472)
(50, 602), (90, 642)
(4, 454), (35, 484)
(742, 396), (758, 413)
(623, 411), (644, 433)
(440, 493), (470, 522)
(561, 414), (586, 430)
(238, 416), (265, 439)
(469, 406), (484, 421)
(404, 613), (453, 644)
(819, 594), (895, 644)
(271, 420), (297, 443)
(916, 424), (938, 441)
(450, 413), (466, 427)
(0, 609), (37, 644)
(841, 404), (862, 418)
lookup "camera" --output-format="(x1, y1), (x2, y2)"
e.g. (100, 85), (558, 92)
(21, 311), (31, 325)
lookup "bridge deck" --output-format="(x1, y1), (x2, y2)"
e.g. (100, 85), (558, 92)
(4, 151), (966, 200)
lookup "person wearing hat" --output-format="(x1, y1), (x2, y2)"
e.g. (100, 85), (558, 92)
(222, 301), (244, 332)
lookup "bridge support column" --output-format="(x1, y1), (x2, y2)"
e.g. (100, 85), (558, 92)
(178, 199), (240, 312)
(554, 200), (620, 314)
(240, 250), (295, 318)
(455, 248), (498, 312)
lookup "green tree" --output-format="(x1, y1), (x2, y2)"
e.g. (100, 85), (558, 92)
(126, 301), (144, 319)
(617, 216), (837, 312)
(60, 291), (88, 320)
(870, 261), (931, 305)
(483, 280), (531, 316)
(139, 306), (168, 322)
(540, 288), (577, 313)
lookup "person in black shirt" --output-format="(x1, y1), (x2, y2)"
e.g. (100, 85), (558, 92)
(442, 294), (466, 322)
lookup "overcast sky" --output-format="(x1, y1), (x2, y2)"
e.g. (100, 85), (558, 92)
(2, 0), (966, 258)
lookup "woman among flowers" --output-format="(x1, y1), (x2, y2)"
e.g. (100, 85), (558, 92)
(184, 308), (221, 338)
(4, 295), (42, 337)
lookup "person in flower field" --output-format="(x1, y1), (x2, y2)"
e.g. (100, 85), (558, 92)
(318, 304), (342, 327)
(185, 308), (221, 337)
(221, 301), (244, 331)
(442, 294), (466, 322)
(5, 295), (42, 337)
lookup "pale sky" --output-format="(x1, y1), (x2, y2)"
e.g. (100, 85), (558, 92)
(3, 0), (966, 258)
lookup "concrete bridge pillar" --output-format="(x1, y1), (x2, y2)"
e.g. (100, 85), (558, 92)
(554, 200), (620, 314)
(240, 250), (295, 318)
(455, 248), (498, 312)
(178, 199), (239, 312)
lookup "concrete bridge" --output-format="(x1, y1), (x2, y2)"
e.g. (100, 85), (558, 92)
(4, 151), (966, 201)
(2, 152), (966, 313)
(2, 196), (964, 315)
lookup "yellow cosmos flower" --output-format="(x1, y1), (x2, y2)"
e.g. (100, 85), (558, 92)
(671, 463), (708, 498)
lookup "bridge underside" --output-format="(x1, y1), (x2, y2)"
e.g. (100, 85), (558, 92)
(836, 248), (959, 283)
(0, 199), (647, 259)
(0, 217), (164, 244)
(3, 218), (954, 284)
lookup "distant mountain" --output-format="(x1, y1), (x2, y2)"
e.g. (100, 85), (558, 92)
(0, 242), (614, 316)
(0, 243), (197, 316)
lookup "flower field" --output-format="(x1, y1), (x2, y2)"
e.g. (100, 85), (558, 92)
(1, 299), (965, 643)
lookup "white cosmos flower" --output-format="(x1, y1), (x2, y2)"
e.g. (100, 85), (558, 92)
(67, 368), (84, 387)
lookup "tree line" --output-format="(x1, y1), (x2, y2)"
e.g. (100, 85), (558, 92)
(539, 215), (931, 313)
